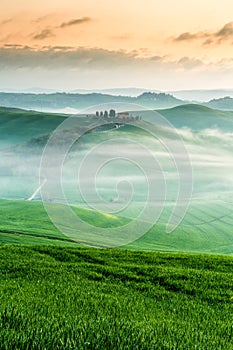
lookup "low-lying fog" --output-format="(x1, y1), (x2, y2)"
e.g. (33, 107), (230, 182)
(1, 123), (233, 209)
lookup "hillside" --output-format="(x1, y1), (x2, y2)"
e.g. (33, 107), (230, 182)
(1, 199), (233, 255)
(0, 107), (66, 148)
(0, 246), (232, 349)
(0, 199), (128, 246)
(134, 104), (233, 131)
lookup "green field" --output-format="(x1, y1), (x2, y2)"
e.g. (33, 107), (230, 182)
(0, 246), (232, 349)
(1, 199), (233, 255)
(0, 199), (128, 246)
(0, 105), (233, 253)
(0, 106), (233, 349)
(0, 107), (67, 149)
(140, 104), (233, 131)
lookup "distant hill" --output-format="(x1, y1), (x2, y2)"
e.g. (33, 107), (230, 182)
(71, 87), (161, 96)
(134, 104), (233, 131)
(206, 96), (233, 110)
(170, 89), (233, 102)
(0, 92), (185, 112)
(2, 90), (233, 111)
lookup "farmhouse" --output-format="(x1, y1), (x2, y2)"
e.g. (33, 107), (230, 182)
(117, 112), (131, 120)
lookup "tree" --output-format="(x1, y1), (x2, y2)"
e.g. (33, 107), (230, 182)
(104, 110), (108, 118)
(96, 111), (99, 117)
(109, 109), (116, 118)
(100, 111), (104, 117)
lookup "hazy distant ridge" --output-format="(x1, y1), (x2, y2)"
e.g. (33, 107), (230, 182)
(1, 91), (233, 112)
(0, 92), (186, 112)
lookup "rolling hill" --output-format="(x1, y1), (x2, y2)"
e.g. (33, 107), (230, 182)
(0, 107), (66, 148)
(0, 105), (233, 254)
(1, 197), (233, 254)
(134, 104), (233, 131)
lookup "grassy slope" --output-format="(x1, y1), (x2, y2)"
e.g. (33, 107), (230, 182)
(0, 107), (66, 148)
(136, 104), (233, 131)
(0, 246), (232, 349)
(4, 104), (232, 146)
(1, 104), (232, 147)
(127, 200), (233, 255)
(1, 199), (233, 255)
(0, 199), (128, 246)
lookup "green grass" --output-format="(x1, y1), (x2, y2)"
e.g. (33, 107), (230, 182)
(0, 246), (232, 349)
(127, 200), (233, 254)
(1, 199), (233, 255)
(133, 104), (233, 131)
(0, 107), (67, 148)
(0, 199), (128, 246)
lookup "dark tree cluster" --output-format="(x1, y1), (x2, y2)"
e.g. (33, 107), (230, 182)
(96, 109), (116, 118)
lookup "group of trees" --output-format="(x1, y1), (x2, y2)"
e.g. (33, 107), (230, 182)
(95, 109), (116, 118)
(95, 109), (142, 121)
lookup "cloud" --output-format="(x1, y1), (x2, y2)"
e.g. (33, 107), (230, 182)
(33, 14), (53, 23)
(3, 44), (24, 48)
(174, 22), (233, 45)
(0, 45), (232, 92)
(109, 34), (132, 41)
(0, 46), (135, 69)
(203, 38), (213, 46)
(150, 55), (164, 61)
(216, 22), (233, 39)
(178, 57), (204, 69)
(175, 32), (206, 42)
(31, 16), (91, 40)
(60, 17), (91, 28)
(33, 29), (55, 40)
(0, 18), (12, 25)
(0, 45), (230, 77)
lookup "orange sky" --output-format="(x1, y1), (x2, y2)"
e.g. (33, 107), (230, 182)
(1, 0), (233, 90)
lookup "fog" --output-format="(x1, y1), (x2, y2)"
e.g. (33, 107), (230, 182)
(1, 122), (233, 209)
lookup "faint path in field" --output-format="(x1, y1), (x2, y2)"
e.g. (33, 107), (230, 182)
(27, 178), (47, 201)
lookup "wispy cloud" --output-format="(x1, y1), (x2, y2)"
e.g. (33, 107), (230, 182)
(0, 18), (12, 25)
(33, 14), (53, 23)
(60, 17), (91, 28)
(31, 16), (92, 41)
(216, 22), (233, 39)
(109, 34), (132, 41)
(33, 29), (55, 40)
(175, 32), (207, 42)
(3, 44), (24, 48)
(174, 22), (233, 45)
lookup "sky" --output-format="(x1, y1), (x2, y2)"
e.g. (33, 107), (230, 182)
(1, 0), (233, 91)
